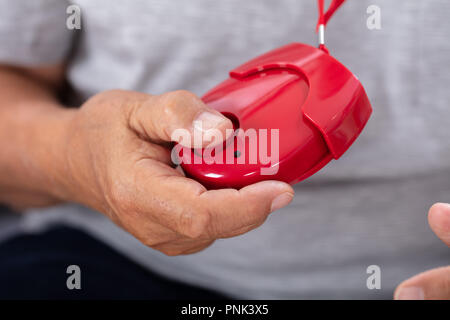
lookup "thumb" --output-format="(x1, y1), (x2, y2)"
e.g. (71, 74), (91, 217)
(130, 90), (233, 148)
(428, 202), (450, 247)
(394, 266), (450, 300)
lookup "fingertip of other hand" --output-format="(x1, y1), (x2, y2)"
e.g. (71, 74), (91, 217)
(394, 286), (425, 300)
(428, 202), (450, 235)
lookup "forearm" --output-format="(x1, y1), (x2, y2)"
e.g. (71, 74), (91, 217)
(0, 66), (76, 208)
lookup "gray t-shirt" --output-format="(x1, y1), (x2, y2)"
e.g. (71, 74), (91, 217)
(0, 0), (449, 299)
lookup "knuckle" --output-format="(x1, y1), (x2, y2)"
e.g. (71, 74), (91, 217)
(135, 230), (176, 249)
(84, 89), (129, 115)
(142, 237), (164, 248)
(104, 89), (127, 97)
(178, 209), (210, 239)
(94, 89), (127, 106)
(108, 181), (136, 214)
(161, 90), (198, 114)
(170, 89), (198, 101)
(163, 250), (182, 257)
(160, 247), (184, 257)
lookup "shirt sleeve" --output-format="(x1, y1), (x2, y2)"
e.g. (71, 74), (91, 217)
(0, 0), (75, 66)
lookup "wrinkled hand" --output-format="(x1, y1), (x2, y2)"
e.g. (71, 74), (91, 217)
(395, 203), (450, 300)
(59, 89), (294, 256)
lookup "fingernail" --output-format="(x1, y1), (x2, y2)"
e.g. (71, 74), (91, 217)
(194, 112), (229, 132)
(395, 287), (425, 300)
(270, 193), (294, 213)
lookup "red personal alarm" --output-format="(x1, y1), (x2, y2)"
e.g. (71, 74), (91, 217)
(179, 0), (372, 189)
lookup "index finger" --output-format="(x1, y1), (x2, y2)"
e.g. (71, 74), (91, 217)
(133, 161), (294, 239)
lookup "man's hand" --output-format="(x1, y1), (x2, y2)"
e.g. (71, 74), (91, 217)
(394, 203), (450, 300)
(0, 65), (294, 256)
(53, 89), (294, 255)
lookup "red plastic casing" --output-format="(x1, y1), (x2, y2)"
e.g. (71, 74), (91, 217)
(180, 42), (372, 189)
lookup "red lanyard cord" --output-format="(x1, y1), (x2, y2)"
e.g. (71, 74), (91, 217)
(316, 0), (346, 53)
